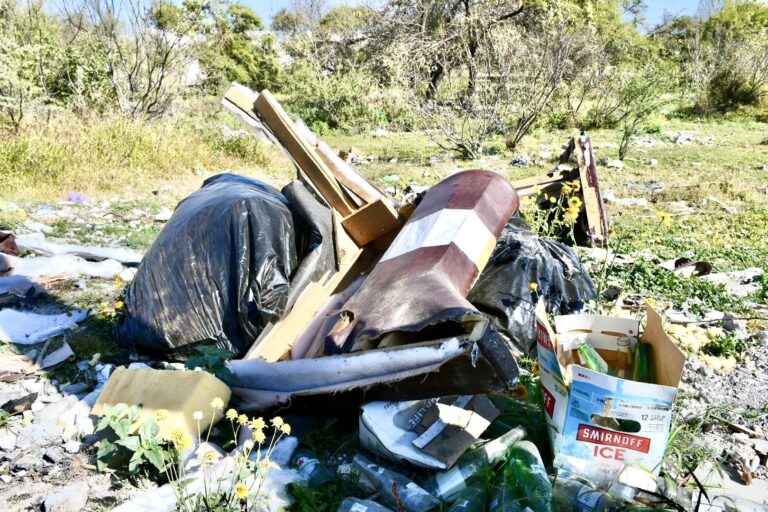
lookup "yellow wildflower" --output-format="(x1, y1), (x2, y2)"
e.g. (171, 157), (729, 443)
(529, 282), (538, 293)
(113, 301), (124, 310)
(252, 429), (266, 444)
(235, 482), (248, 500)
(210, 397), (224, 411)
(570, 180), (581, 192)
(155, 409), (169, 422)
(533, 185), (542, 196)
(271, 417), (284, 428)
(280, 423), (292, 435)
(170, 428), (191, 452)
(249, 417), (266, 430)
(564, 207), (579, 221)
(203, 450), (218, 463)
(549, 196), (556, 204)
(655, 210), (672, 228)
(237, 414), (248, 426)
(568, 197), (582, 209)
(17, 210), (26, 219)
(561, 182), (573, 195)
(226, 409), (238, 421)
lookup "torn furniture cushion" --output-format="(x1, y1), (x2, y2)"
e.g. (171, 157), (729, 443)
(324, 170), (519, 354)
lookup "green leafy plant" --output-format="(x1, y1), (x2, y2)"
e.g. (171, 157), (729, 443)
(702, 332), (757, 362)
(170, 399), (292, 512)
(186, 345), (238, 386)
(96, 403), (172, 478)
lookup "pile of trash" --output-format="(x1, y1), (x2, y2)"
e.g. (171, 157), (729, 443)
(1, 84), (764, 512)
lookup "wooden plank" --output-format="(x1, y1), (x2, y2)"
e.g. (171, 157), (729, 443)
(314, 142), (385, 205)
(254, 90), (355, 216)
(341, 198), (402, 247)
(573, 136), (609, 246)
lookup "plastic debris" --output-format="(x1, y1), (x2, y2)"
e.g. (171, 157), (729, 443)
(0, 309), (87, 345)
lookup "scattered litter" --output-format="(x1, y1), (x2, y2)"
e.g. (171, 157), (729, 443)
(627, 180), (664, 193)
(14, 232), (142, 264)
(353, 454), (441, 511)
(0, 309), (87, 345)
(359, 396), (499, 470)
(658, 257), (712, 277)
(706, 195), (738, 213)
(1, 253), (125, 279)
(703, 267), (764, 297)
(66, 191), (87, 203)
(154, 207), (173, 222)
(648, 158), (659, 166)
(602, 190), (649, 208)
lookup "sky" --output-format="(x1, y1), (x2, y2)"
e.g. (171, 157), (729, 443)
(244, 0), (702, 28)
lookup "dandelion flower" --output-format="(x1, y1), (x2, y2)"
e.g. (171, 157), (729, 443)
(170, 428), (192, 451)
(549, 196), (556, 204)
(568, 197), (582, 209)
(529, 282), (538, 293)
(655, 210), (672, 228)
(210, 397), (224, 411)
(114, 301), (124, 309)
(271, 417), (284, 428)
(533, 185), (542, 196)
(252, 429), (266, 444)
(564, 207), (579, 221)
(192, 411), (204, 421)
(249, 417), (266, 430)
(226, 409), (238, 421)
(238, 414), (248, 426)
(235, 482), (248, 500)
(570, 180), (581, 192)
(155, 409), (169, 422)
(280, 423), (291, 435)
(203, 450), (218, 463)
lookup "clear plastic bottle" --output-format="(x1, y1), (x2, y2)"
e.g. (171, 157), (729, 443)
(294, 449), (334, 487)
(420, 426), (527, 502)
(336, 497), (394, 512)
(353, 454), (440, 512)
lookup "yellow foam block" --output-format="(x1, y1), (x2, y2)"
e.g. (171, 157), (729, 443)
(92, 367), (231, 438)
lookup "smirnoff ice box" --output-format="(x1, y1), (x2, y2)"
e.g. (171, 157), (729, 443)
(535, 303), (686, 485)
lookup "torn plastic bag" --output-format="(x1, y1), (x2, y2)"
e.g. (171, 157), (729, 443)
(229, 328), (520, 410)
(14, 232), (142, 264)
(117, 174), (333, 356)
(324, 170), (519, 354)
(468, 214), (596, 355)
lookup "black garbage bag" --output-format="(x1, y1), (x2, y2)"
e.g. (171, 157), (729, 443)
(117, 174), (333, 356)
(468, 214), (596, 355)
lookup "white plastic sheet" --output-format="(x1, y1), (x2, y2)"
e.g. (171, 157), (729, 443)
(0, 309), (88, 345)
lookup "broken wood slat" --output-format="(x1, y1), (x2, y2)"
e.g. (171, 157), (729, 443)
(314, 142), (387, 205)
(510, 168), (579, 197)
(341, 198), (403, 247)
(254, 90), (356, 216)
(572, 136), (609, 247)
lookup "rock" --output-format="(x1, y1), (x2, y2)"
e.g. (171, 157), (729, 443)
(511, 154), (530, 168)
(627, 180), (664, 193)
(602, 190), (648, 208)
(16, 423), (63, 449)
(154, 207), (173, 222)
(44, 482), (89, 512)
(731, 432), (751, 445)
(388, 158), (398, 164)
(369, 128), (390, 138)
(648, 158), (658, 166)
(0, 428), (18, 451)
(605, 159), (624, 170)
(34, 395), (78, 429)
(0, 474), (10, 483)
(44, 446), (66, 464)
(14, 444), (44, 470)
(1, 392), (37, 414)
(63, 440), (82, 454)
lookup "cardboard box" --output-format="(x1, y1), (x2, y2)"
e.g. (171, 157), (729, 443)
(535, 304), (686, 485)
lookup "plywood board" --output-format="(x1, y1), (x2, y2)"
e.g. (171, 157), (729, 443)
(341, 198), (402, 247)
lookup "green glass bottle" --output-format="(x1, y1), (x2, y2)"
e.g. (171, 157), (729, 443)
(294, 449), (334, 487)
(553, 476), (625, 512)
(631, 343), (653, 383)
(353, 454), (440, 512)
(488, 476), (526, 512)
(505, 441), (552, 512)
(577, 342), (617, 376)
(445, 475), (488, 512)
(420, 426), (526, 502)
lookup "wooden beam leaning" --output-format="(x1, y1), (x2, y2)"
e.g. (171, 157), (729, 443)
(572, 136), (609, 246)
(254, 90), (355, 216)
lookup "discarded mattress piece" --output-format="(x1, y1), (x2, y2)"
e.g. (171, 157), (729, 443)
(0, 308), (87, 345)
(117, 174), (333, 356)
(15, 232), (143, 264)
(324, 170), (519, 354)
(468, 214), (597, 354)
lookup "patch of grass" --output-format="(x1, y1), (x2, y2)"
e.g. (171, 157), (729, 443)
(124, 226), (161, 250)
(665, 402), (730, 479)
